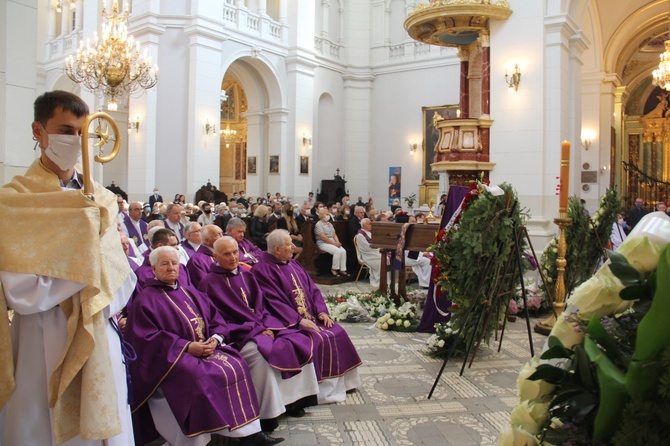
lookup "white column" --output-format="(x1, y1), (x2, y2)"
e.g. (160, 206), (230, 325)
(266, 108), (290, 194)
(321, 0), (330, 38)
(124, 0), (163, 202)
(48, 5), (56, 39)
(543, 18), (575, 216)
(75, 0), (83, 31)
(60, 2), (69, 37)
(568, 33), (587, 199)
(245, 111), (266, 197)
(258, 0), (267, 16)
(183, 21), (227, 200)
(342, 74), (373, 199)
(285, 0), (317, 196)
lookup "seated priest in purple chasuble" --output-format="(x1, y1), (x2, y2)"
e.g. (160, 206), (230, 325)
(251, 229), (363, 404)
(226, 217), (264, 266)
(186, 224), (223, 288)
(125, 247), (283, 446)
(134, 228), (192, 290)
(198, 236), (320, 419)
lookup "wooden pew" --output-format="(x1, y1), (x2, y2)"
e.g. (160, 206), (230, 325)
(295, 220), (357, 284)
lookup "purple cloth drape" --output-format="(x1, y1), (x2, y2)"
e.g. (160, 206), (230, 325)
(418, 185), (469, 333)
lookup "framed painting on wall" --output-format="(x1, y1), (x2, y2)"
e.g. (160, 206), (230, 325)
(422, 104), (459, 182)
(299, 156), (309, 174)
(269, 155), (280, 174)
(247, 156), (257, 174)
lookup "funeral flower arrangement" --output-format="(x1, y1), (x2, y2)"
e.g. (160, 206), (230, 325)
(539, 188), (620, 308)
(427, 180), (526, 356)
(500, 213), (670, 446)
(426, 321), (458, 358)
(375, 300), (419, 332)
(324, 289), (426, 324)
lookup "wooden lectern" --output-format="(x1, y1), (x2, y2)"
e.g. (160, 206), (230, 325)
(370, 222), (438, 302)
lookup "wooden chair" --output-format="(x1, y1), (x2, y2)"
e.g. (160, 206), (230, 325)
(353, 236), (370, 282)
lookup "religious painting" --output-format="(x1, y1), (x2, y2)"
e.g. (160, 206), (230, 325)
(299, 156), (309, 174)
(269, 155), (280, 174)
(247, 156), (257, 174)
(388, 166), (401, 207)
(422, 104), (459, 181)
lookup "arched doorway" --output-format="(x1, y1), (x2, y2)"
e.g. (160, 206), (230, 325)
(218, 56), (284, 198)
(218, 75), (248, 194)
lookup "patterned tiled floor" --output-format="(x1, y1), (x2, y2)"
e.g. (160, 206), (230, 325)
(255, 281), (547, 446)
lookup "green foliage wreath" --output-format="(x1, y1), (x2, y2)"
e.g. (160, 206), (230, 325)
(540, 188), (620, 302)
(429, 182), (527, 350)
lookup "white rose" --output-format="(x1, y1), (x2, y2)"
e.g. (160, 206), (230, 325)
(410, 312), (415, 318)
(381, 323), (389, 330)
(509, 401), (548, 435)
(567, 266), (627, 319)
(396, 319), (402, 326)
(617, 235), (662, 274)
(550, 313), (584, 349)
(625, 213), (670, 254)
(387, 318), (394, 326)
(437, 339), (445, 348)
(497, 426), (539, 446)
(516, 357), (555, 403)
(391, 309), (398, 316)
(404, 320), (411, 328)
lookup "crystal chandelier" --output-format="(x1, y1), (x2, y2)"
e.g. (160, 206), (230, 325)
(65, 1), (158, 111)
(652, 40), (670, 91)
(220, 125), (237, 148)
(220, 89), (238, 148)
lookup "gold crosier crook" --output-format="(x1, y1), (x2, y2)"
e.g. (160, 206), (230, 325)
(80, 111), (121, 199)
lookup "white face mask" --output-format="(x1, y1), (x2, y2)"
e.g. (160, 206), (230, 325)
(41, 124), (81, 171)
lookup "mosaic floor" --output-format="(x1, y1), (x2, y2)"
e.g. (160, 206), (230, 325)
(227, 280), (547, 446)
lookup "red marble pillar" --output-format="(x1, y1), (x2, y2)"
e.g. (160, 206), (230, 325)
(460, 59), (469, 118)
(481, 43), (490, 116)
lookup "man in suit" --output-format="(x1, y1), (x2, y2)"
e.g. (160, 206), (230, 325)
(295, 203), (312, 229)
(348, 206), (366, 241)
(149, 187), (163, 209)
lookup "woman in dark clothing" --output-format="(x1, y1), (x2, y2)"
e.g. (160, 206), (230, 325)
(249, 204), (269, 250)
(276, 203), (304, 259)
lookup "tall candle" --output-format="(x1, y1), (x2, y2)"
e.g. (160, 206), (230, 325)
(559, 140), (570, 217)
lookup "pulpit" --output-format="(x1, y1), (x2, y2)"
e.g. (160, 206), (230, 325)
(318, 169), (347, 204)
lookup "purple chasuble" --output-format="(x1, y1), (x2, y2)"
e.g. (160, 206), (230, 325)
(237, 238), (263, 265)
(199, 265), (318, 379)
(124, 213), (150, 247)
(181, 240), (198, 258)
(135, 253), (192, 291)
(126, 279), (260, 438)
(251, 252), (362, 379)
(186, 244), (217, 288)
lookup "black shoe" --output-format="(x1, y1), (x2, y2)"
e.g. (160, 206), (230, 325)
(239, 431), (284, 446)
(286, 407), (306, 417)
(260, 417), (279, 433)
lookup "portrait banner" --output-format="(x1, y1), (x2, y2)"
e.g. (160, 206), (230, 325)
(388, 167), (401, 207)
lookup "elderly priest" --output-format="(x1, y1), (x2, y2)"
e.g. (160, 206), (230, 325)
(252, 229), (362, 404)
(125, 246), (283, 446)
(199, 236), (320, 427)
